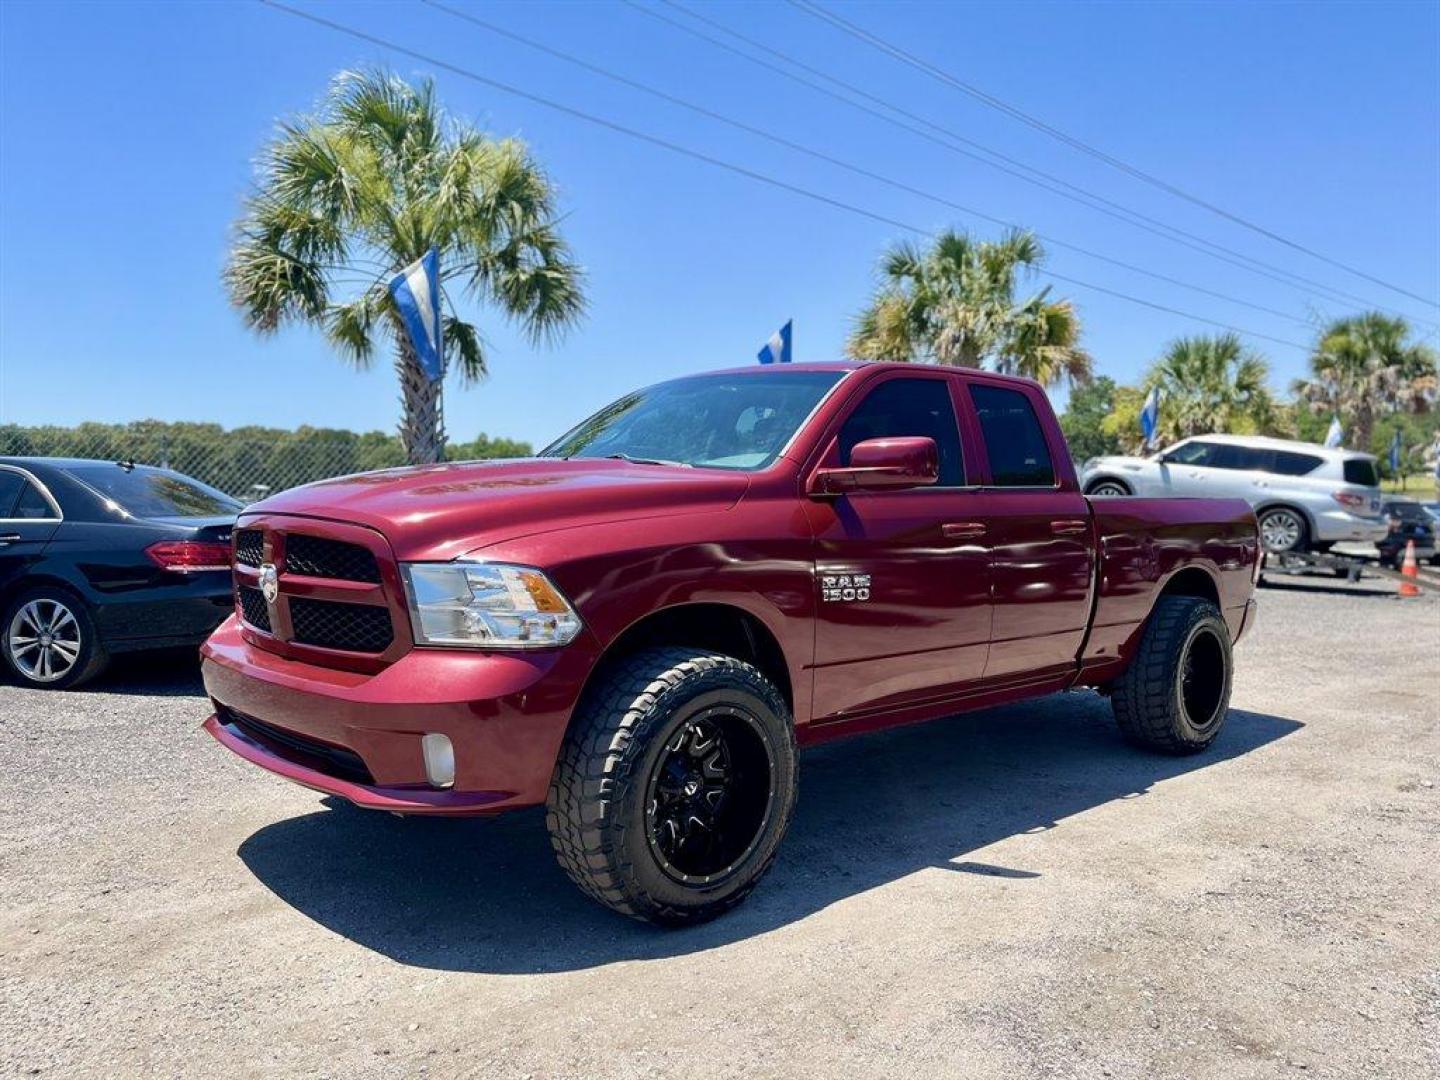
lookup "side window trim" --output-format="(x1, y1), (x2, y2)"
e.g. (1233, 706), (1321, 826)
(0, 466), (64, 523)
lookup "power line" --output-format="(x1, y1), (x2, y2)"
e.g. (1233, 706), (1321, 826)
(256, 0), (1310, 352)
(789, 0), (1438, 310)
(638, 0), (1439, 330)
(421, 0), (1307, 326)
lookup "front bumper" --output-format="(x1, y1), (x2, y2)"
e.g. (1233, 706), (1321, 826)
(200, 615), (599, 815)
(1312, 509), (1389, 544)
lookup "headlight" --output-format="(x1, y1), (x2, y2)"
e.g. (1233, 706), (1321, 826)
(400, 562), (582, 648)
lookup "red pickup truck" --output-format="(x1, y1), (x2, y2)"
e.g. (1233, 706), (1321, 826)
(202, 362), (1259, 924)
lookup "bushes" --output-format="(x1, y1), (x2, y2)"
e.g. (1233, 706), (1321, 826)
(0, 420), (531, 499)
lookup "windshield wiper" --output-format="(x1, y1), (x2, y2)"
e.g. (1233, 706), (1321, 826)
(604, 452), (692, 468)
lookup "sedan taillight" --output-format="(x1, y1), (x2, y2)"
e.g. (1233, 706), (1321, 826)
(1332, 491), (1366, 510)
(145, 540), (233, 573)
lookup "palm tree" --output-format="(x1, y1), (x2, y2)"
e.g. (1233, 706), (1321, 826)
(847, 228), (1092, 387)
(226, 70), (585, 464)
(1141, 334), (1280, 444)
(1292, 313), (1437, 452)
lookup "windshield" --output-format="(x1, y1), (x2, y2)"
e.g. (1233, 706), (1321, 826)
(541, 371), (845, 470)
(66, 464), (242, 518)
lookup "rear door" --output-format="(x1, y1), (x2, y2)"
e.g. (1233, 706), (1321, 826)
(805, 371), (992, 720)
(0, 467), (63, 595)
(960, 379), (1095, 681)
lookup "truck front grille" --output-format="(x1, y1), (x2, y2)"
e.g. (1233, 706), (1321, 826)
(237, 585), (272, 632)
(284, 534), (381, 583)
(234, 529), (264, 568)
(289, 596), (393, 653)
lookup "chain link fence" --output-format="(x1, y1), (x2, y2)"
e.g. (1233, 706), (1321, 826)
(0, 422), (532, 502)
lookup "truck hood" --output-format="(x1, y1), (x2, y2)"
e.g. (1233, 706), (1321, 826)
(243, 457), (750, 561)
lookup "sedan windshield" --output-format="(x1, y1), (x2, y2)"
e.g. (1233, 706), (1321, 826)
(541, 371), (845, 470)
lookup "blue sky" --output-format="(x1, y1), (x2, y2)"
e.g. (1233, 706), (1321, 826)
(2, 0), (1436, 448)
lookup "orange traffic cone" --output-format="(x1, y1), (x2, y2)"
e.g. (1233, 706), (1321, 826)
(1399, 539), (1422, 598)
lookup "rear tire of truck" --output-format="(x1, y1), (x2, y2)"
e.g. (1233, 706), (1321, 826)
(1111, 597), (1232, 755)
(546, 648), (798, 926)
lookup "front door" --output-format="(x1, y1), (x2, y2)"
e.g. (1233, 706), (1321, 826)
(962, 381), (1095, 681)
(1155, 439), (1225, 496)
(806, 373), (992, 720)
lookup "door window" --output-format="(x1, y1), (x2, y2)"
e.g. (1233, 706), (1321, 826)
(969, 385), (1055, 487)
(13, 482), (56, 519)
(1208, 444), (1262, 471)
(0, 472), (26, 517)
(1165, 441), (1219, 466)
(838, 378), (965, 486)
(1268, 451), (1323, 476)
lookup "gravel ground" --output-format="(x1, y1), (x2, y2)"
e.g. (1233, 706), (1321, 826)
(2, 574), (1437, 1079)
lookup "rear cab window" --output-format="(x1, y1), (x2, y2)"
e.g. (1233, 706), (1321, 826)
(838, 377), (965, 485)
(968, 384), (1055, 486)
(63, 465), (241, 518)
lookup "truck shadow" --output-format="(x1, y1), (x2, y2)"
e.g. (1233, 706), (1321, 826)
(237, 695), (1300, 974)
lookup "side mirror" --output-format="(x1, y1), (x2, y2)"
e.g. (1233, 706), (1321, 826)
(811, 436), (940, 495)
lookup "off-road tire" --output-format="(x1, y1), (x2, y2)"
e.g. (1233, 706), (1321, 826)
(1111, 596), (1232, 755)
(1, 585), (109, 690)
(546, 648), (798, 926)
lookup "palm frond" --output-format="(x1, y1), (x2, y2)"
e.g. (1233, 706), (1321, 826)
(324, 289), (388, 367)
(443, 316), (487, 383)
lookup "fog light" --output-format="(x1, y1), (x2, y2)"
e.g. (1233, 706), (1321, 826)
(421, 733), (455, 789)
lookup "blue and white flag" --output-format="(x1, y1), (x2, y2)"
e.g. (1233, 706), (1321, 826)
(758, 320), (792, 365)
(1139, 387), (1160, 447)
(1389, 428), (1402, 473)
(388, 247), (443, 383)
(1324, 414), (1344, 449)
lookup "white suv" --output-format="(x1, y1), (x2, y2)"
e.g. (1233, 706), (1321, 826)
(1080, 434), (1387, 553)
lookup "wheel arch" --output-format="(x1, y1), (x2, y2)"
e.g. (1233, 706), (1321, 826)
(1156, 565), (1221, 610)
(0, 571), (91, 614)
(577, 601), (794, 719)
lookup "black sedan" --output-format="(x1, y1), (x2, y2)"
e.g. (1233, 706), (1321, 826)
(1375, 498), (1438, 568)
(1, 458), (240, 689)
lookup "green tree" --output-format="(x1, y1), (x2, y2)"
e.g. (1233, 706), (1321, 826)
(847, 228), (1093, 387)
(1292, 312), (1437, 452)
(1137, 334), (1281, 445)
(1059, 376), (1123, 462)
(225, 69), (585, 464)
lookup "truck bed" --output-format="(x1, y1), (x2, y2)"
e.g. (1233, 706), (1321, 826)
(1080, 496), (1259, 684)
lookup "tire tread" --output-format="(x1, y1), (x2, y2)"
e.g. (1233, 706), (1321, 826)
(546, 647), (796, 925)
